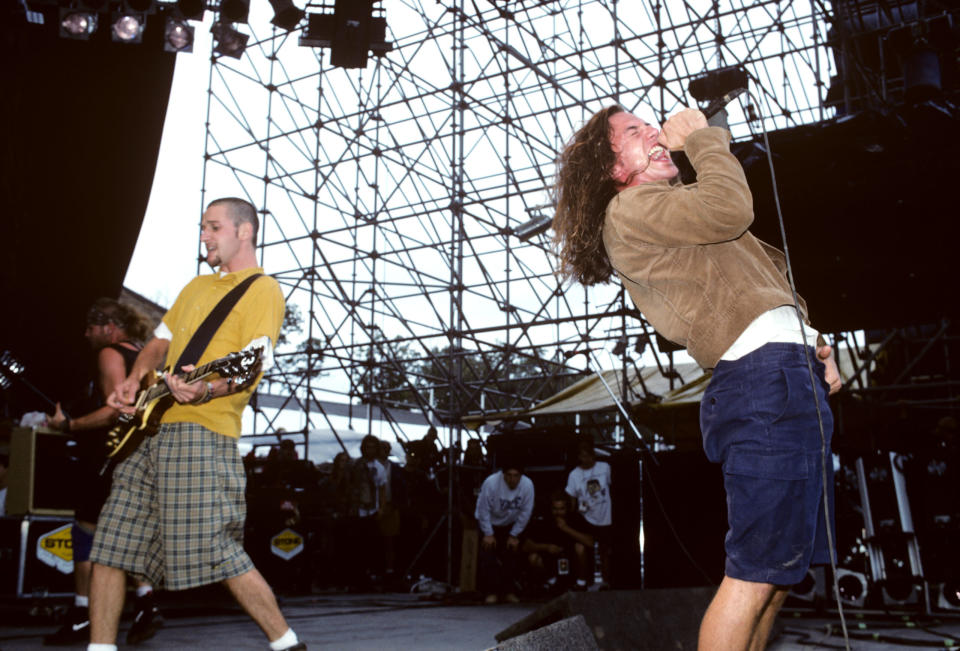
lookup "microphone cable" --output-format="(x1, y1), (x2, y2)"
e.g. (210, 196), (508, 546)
(744, 89), (853, 651)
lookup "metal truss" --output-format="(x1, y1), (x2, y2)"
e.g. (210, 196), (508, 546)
(837, 321), (960, 415)
(197, 0), (841, 452)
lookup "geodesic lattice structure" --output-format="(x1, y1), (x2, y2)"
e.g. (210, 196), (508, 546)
(198, 0), (839, 447)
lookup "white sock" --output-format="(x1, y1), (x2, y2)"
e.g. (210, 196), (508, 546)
(136, 585), (153, 598)
(269, 628), (298, 651)
(75, 595), (89, 608)
(88, 645), (117, 651)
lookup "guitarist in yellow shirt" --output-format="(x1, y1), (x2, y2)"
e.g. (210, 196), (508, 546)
(88, 198), (304, 651)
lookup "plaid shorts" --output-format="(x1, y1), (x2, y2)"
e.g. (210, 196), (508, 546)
(90, 422), (254, 590)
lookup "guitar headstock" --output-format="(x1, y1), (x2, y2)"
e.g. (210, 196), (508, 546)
(0, 350), (25, 390)
(214, 347), (263, 387)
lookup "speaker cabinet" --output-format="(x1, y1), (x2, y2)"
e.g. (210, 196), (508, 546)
(0, 515), (75, 598)
(6, 427), (76, 516)
(497, 588), (715, 650)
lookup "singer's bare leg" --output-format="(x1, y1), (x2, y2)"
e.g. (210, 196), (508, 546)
(698, 576), (782, 651)
(89, 563), (126, 644)
(751, 587), (789, 651)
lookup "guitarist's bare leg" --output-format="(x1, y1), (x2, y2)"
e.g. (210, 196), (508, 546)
(223, 569), (290, 642)
(90, 562), (126, 644)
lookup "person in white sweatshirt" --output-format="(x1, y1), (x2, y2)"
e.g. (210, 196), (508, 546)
(474, 456), (535, 604)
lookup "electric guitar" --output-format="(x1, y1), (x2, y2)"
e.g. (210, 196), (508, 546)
(0, 349), (61, 411)
(103, 348), (263, 468)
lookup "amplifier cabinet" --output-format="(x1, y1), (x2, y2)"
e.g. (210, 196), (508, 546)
(6, 426), (76, 516)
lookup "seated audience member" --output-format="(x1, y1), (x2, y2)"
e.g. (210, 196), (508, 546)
(474, 456), (534, 604)
(523, 491), (594, 592)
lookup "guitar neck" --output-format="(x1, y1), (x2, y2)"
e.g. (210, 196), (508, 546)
(142, 363), (218, 405)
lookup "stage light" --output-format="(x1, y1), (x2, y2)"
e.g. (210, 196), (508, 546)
(634, 335), (649, 355)
(220, 0), (249, 24)
(886, 14), (955, 104)
(176, 0), (205, 21)
(123, 0), (154, 13)
(164, 16), (194, 53)
(512, 215), (552, 241)
(882, 576), (919, 606)
(299, 1), (392, 69)
(269, 0), (304, 30)
(212, 21), (249, 59)
(111, 13), (145, 43)
(59, 9), (98, 39)
(938, 581), (960, 610)
(790, 569), (818, 602)
(835, 568), (868, 607)
(688, 66), (749, 103)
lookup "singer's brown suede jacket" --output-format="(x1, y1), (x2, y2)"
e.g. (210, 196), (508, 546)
(602, 126), (806, 370)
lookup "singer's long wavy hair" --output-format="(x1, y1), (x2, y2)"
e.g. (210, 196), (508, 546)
(553, 104), (624, 286)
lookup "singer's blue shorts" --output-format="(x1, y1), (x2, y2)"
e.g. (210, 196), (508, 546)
(700, 342), (835, 586)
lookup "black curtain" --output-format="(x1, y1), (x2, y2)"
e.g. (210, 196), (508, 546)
(1, 4), (176, 415)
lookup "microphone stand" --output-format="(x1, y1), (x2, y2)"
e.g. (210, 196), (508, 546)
(582, 348), (659, 467)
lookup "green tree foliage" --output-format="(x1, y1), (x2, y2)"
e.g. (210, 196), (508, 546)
(356, 339), (581, 420)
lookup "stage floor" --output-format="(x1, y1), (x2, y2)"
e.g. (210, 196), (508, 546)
(1, 591), (959, 650)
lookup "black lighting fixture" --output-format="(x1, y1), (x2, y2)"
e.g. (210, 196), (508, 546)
(299, 0), (392, 69)
(111, 11), (145, 43)
(219, 0), (249, 24)
(938, 580), (960, 611)
(835, 568), (869, 607)
(689, 66), (749, 104)
(269, 0), (305, 30)
(175, 0), (205, 21)
(512, 215), (552, 242)
(59, 7), (98, 39)
(688, 65), (749, 121)
(123, 0), (155, 13)
(885, 14), (956, 104)
(164, 15), (194, 52)
(212, 21), (249, 59)
(611, 337), (628, 356)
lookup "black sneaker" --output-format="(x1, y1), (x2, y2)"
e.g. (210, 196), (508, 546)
(279, 644), (306, 651)
(126, 592), (164, 645)
(43, 605), (90, 646)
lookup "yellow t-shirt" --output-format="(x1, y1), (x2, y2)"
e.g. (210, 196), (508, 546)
(160, 266), (284, 438)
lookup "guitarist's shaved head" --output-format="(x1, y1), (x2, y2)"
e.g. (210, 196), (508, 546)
(207, 197), (259, 247)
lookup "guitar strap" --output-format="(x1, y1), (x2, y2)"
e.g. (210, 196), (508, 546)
(173, 273), (264, 371)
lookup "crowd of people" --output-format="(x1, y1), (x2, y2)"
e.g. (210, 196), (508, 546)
(239, 429), (617, 605)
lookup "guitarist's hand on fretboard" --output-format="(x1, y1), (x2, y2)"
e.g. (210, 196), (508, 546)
(164, 365), (208, 404)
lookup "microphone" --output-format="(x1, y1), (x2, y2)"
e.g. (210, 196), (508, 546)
(701, 87), (747, 119)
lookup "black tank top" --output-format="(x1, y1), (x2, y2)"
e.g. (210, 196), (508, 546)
(77, 342), (141, 461)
